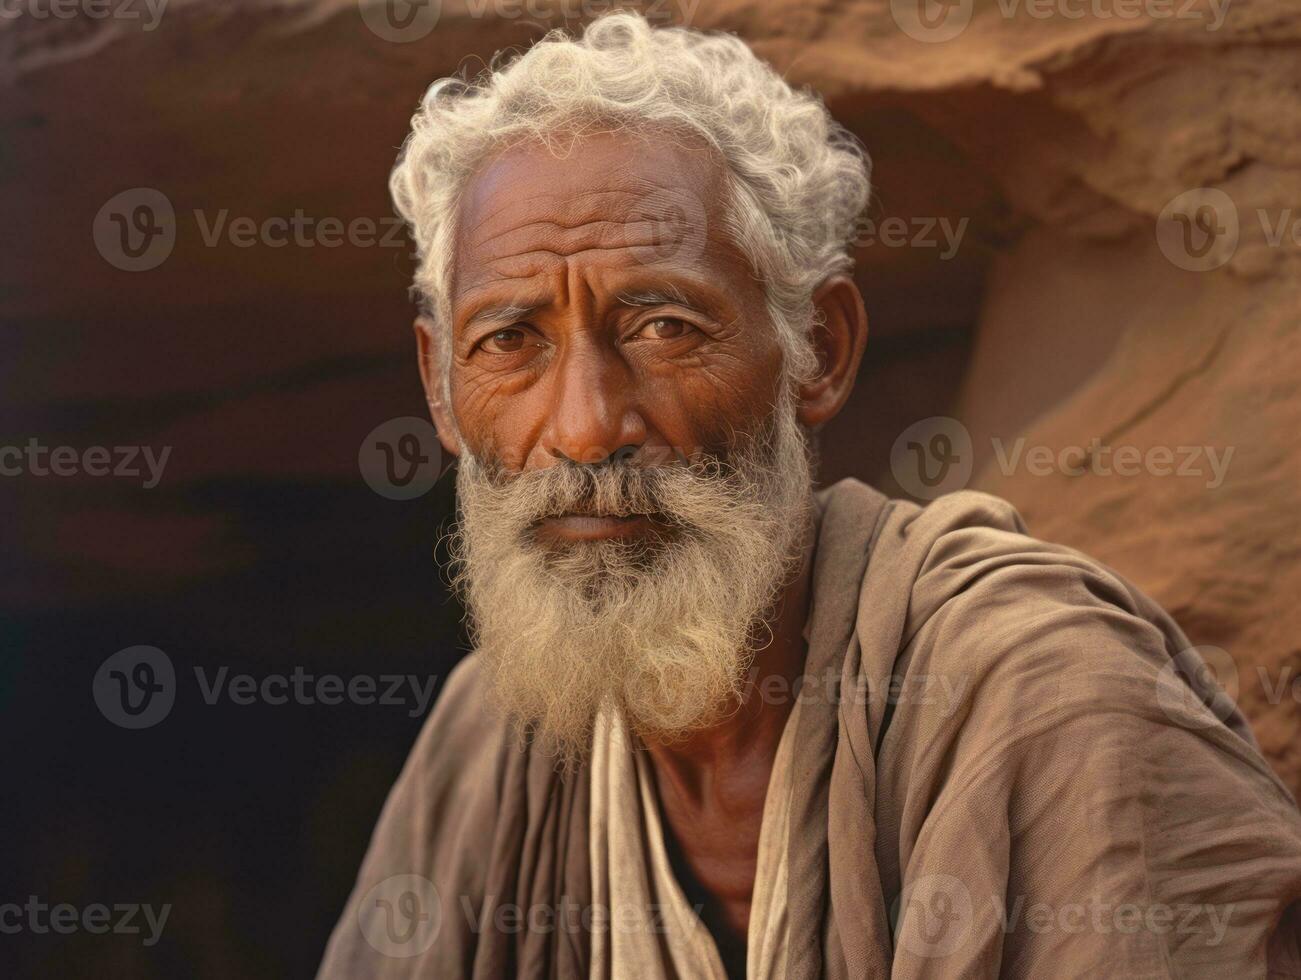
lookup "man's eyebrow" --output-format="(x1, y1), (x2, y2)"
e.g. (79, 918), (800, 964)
(614, 285), (696, 309)
(464, 302), (544, 328)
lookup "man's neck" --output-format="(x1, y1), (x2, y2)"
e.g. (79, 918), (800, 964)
(637, 527), (815, 973)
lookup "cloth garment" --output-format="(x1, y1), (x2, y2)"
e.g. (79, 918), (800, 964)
(318, 479), (1301, 979)
(587, 695), (802, 980)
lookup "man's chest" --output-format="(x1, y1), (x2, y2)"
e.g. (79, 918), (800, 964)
(654, 778), (770, 973)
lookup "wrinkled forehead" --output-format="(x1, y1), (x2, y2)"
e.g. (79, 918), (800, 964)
(450, 130), (742, 296)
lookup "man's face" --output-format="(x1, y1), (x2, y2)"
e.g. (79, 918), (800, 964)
(444, 130), (786, 542)
(430, 130), (816, 760)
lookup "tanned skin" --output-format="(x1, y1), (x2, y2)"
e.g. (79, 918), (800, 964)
(414, 130), (868, 977)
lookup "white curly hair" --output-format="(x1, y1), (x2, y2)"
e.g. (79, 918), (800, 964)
(390, 10), (871, 398)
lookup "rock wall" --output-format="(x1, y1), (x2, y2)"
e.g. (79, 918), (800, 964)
(706, 0), (1301, 792)
(4, 0), (1297, 795)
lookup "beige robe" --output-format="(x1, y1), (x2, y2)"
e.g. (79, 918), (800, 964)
(318, 479), (1301, 978)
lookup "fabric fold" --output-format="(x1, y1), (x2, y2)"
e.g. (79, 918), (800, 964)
(318, 480), (1301, 980)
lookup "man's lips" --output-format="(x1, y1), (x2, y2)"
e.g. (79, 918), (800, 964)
(534, 512), (657, 542)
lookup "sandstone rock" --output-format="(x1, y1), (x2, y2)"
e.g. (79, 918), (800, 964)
(3, 0), (1297, 794)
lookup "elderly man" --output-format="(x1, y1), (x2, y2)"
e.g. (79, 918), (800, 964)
(320, 12), (1301, 979)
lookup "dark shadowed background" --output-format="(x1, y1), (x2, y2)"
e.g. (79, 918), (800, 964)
(3, 1), (1298, 976)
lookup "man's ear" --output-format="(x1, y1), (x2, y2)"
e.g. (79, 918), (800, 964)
(796, 275), (868, 428)
(413, 316), (461, 460)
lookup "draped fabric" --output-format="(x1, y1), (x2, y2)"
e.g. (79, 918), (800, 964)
(319, 480), (1301, 979)
(586, 697), (801, 980)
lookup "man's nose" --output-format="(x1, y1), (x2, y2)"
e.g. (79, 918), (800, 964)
(539, 343), (646, 465)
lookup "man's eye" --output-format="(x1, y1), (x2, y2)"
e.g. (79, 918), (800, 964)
(635, 318), (694, 341)
(481, 328), (527, 353)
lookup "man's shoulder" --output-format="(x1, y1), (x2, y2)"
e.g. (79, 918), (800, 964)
(817, 479), (1029, 551)
(824, 482), (1184, 709)
(399, 652), (511, 801)
(851, 486), (1270, 757)
(825, 481), (1137, 616)
(415, 651), (501, 750)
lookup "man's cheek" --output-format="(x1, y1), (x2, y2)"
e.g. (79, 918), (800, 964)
(679, 357), (782, 444)
(452, 373), (522, 464)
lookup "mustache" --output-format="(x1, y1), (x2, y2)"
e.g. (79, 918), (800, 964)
(471, 448), (751, 523)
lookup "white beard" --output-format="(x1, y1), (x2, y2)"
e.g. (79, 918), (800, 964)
(449, 389), (814, 764)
